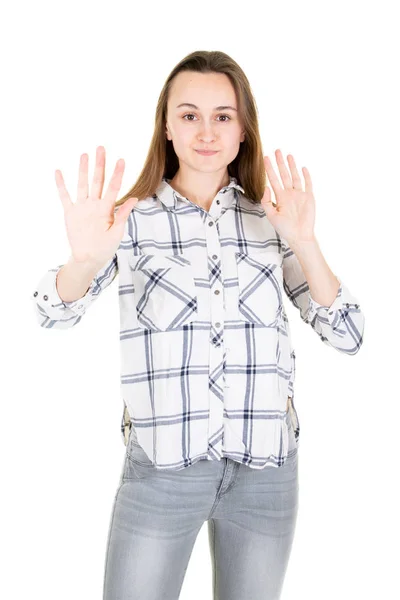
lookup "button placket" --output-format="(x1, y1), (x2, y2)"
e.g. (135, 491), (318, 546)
(206, 216), (224, 333)
(206, 213), (227, 454)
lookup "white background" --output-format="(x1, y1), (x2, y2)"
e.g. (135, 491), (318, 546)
(2, 0), (399, 598)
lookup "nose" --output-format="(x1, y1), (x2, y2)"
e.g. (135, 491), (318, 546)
(197, 121), (217, 142)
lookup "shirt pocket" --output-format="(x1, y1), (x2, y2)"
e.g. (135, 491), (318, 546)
(129, 253), (198, 331)
(235, 250), (283, 326)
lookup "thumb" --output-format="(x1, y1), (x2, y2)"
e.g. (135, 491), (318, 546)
(114, 197), (138, 227)
(260, 187), (276, 217)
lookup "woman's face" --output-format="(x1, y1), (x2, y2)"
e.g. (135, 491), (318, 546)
(165, 70), (245, 174)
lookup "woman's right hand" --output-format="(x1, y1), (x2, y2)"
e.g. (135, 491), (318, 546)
(55, 145), (139, 268)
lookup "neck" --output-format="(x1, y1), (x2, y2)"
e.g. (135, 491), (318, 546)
(168, 171), (230, 212)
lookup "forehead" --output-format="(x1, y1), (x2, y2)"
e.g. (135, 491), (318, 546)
(168, 71), (237, 107)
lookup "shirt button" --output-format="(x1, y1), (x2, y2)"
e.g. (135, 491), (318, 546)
(216, 199), (220, 204)
(33, 291), (38, 297)
(355, 304), (359, 309)
(208, 221), (214, 227)
(43, 295), (48, 301)
(78, 304), (83, 309)
(215, 322), (221, 328)
(214, 290), (220, 295)
(212, 254), (218, 260)
(346, 303), (350, 308)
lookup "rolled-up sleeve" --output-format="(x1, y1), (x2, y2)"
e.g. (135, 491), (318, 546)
(281, 240), (365, 354)
(31, 255), (118, 329)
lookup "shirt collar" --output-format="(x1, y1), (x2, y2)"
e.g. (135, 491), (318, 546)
(153, 176), (245, 211)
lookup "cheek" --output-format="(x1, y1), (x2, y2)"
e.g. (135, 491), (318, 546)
(227, 126), (243, 142)
(223, 130), (243, 152)
(173, 125), (193, 145)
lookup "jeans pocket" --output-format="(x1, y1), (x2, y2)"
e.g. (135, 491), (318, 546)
(123, 429), (156, 480)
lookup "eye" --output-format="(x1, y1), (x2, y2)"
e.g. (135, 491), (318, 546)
(182, 113), (231, 122)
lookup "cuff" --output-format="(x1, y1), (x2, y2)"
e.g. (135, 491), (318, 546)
(32, 265), (96, 319)
(307, 276), (361, 324)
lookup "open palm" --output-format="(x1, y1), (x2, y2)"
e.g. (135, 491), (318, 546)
(55, 146), (138, 267)
(261, 149), (316, 245)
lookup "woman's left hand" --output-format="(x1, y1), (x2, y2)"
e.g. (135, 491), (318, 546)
(261, 149), (316, 245)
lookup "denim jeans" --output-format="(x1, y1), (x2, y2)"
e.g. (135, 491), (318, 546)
(103, 410), (299, 600)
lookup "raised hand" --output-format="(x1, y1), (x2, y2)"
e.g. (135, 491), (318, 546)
(261, 149), (316, 245)
(55, 145), (138, 268)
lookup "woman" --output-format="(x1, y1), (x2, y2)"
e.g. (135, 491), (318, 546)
(32, 50), (365, 600)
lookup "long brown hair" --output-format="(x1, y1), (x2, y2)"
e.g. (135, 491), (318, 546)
(115, 50), (266, 209)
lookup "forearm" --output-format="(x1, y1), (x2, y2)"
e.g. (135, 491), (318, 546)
(289, 236), (340, 307)
(56, 256), (102, 303)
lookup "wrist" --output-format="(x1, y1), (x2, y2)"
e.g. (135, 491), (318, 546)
(67, 255), (102, 276)
(289, 235), (318, 250)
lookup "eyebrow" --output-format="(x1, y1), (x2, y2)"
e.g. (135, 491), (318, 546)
(176, 102), (237, 112)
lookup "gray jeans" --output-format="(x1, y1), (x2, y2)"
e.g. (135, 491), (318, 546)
(103, 410), (299, 600)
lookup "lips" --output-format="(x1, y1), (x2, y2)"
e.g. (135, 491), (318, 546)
(195, 150), (218, 155)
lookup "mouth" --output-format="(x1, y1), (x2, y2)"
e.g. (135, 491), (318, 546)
(194, 149), (219, 156)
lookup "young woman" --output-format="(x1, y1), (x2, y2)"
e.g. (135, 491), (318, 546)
(32, 50), (365, 600)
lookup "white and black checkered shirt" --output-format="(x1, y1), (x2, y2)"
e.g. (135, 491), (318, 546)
(32, 176), (364, 470)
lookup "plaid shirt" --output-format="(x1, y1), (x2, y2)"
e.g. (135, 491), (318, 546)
(32, 176), (365, 470)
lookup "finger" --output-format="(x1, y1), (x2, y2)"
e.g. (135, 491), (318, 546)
(287, 154), (303, 190)
(91, 145), (106, 200)
(264, 155), (282, 196)
(77, 153), (89, 203)
(103, 158), (126, 208)
(55, 169), (73, 211)
(275, 149), (293, 189)
(261, 185), (277, 213)
(303, 166), (313, 195)
(114, 197), (138, 227)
